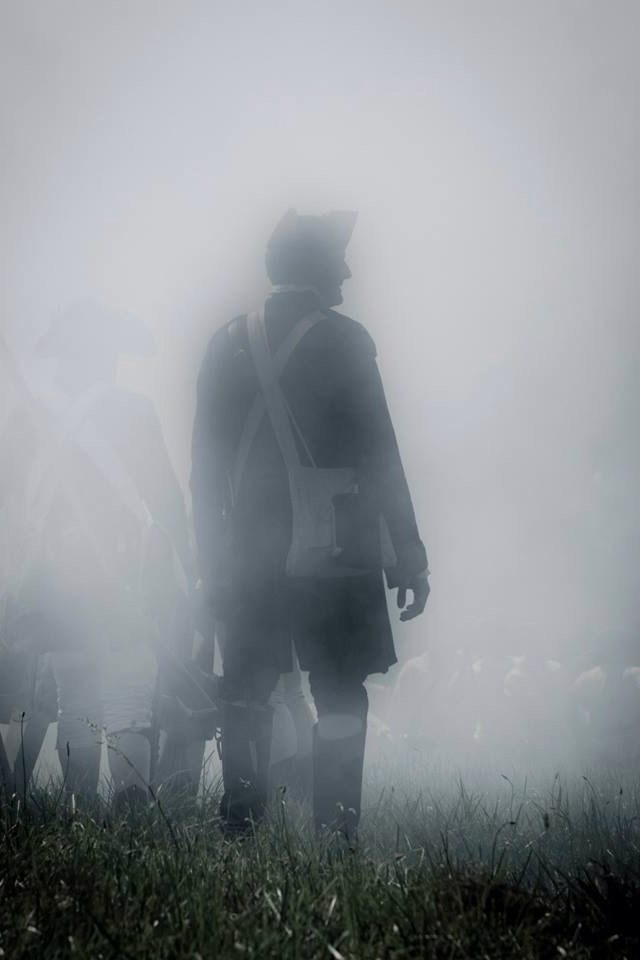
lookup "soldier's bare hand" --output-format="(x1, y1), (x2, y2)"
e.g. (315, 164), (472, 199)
(397, 572), (430, 622)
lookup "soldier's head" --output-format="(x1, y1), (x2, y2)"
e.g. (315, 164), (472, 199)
(266, 209), (356, 307)
(36, 300), (155, 395)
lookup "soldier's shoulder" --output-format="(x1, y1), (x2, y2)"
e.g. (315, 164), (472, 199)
(204, 314), (247, 361)
(321, 309), (377, 362)
(94, 386), (160, 432)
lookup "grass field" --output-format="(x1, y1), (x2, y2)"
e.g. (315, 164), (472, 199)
(2, 759), (640, 959)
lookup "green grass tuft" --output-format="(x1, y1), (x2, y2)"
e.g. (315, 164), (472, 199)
(1, 768), (639, 958)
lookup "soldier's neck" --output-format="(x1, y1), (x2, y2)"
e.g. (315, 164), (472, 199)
(271, 284), (340, 309)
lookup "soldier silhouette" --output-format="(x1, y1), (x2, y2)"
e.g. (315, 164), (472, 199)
(191, 210), (429, 836)
(0, 301), (201, 806)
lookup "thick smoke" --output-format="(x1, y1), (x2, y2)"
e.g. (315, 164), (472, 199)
(1, 1), (639, 779)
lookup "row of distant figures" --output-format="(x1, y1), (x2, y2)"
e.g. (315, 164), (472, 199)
(365, 650), (640, 771)
(2, 649), (639, 797)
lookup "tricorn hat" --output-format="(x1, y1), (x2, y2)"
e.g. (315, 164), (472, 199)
(266, 209), (357, 284)
(35, 299), (155, 360)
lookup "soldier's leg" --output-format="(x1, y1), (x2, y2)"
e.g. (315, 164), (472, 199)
(269, 657), (315, 800)
(151, 613), (216, 797)
(308, 664), (369, 838)
(183, 619), (218, 793)
(13, 713), (51, 795)
(51, 652), (102, 799)
(153, 658), (219, 797)
(0, 733), (11, 790)
(154, 728), (191, 793)
(0, 652), (16, 788)
(103, 644), (157, 809)
(269, 675), (298, 792)
(219, 663), (279, 831)
(0, 650), (38, 792)
(13, 654), (58, 796)
(108, 731), (152, 816)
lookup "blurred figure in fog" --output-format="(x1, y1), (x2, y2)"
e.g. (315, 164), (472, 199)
(388, 640), (573, 770)
(0, 402), (51, 791)
(501, 654), (571, 767)
(391, 645), (474, 757)
(571, 635), (640, 767)
(0, 301), (197, 805)
(192, 209), (429, 837)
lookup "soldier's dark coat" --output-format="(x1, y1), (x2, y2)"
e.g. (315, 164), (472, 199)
(191, 289), (427, 679)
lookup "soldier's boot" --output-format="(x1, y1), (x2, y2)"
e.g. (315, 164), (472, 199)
(155, 736), (191, 794)
(220, 702), (273, 833)
(219, 702), (253, 830)
(0, 734), (12, 792)
(286, 692), (314, 803)
(250, 703), (274, 818)
(312, 716), (367, 844)
(154, 692), (218, 799)
(14, 712), (51, 797)
(109, 730), (152, 813)
(269, 751), (313, 803)
(184, 737), (207, 797)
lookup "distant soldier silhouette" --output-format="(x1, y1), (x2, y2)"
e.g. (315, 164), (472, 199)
(191, 210), (429, 835)
(0, 302), (200, 804)
(0, 403), (45, 791)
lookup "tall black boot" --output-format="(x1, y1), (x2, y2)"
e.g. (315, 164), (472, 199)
(313, 718), (367, 842)
(14, 712), (51, 797)
(155, 736), (191, 794)
(0, 734), (12, 792)
(269, 753), (313, 804)
(220, 702), (273, 833)
(250, 704), (274, 818)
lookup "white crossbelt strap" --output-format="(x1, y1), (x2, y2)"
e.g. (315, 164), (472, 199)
(232, 309), (324, 495)
(27, 386), (188, 595)
(246, 309), (313, 473)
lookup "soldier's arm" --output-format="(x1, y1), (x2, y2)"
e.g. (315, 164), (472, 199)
(190, 329), (232, 600)
(338, 323), (429, 612)
(118, 395), (192, 579)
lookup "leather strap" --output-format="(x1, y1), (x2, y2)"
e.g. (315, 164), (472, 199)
(232, 309), (323, 495)
(247, 309), (301, 468)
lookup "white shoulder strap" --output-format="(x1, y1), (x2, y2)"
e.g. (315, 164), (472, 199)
(247, 310), (306, 471)
(28, 385), (152, 535)
(234, 309), (322, 492)
(26, 382), (111, 513)
(27, 388), (189, 594)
